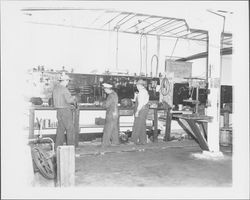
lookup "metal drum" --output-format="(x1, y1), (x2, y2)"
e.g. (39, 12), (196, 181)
(220, 128), (232, 146)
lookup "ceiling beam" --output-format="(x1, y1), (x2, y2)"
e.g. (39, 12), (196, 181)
(176, 47), (232, 61)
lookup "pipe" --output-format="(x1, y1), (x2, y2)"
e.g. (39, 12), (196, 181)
(140, 34), (148, 76)
(150, 55), (159, 77)
(156, 35), (160, 76)
(116, 28), (119, 70)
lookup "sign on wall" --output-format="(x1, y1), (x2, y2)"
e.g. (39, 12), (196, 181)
(165, 59), (192, 78)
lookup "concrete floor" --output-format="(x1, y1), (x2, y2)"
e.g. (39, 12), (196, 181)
(32, 140), (232, 187)
(75, 140), (232, 187)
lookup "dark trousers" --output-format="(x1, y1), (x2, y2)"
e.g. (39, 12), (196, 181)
(102, 117), (119, 146)
(132, 107), (149, 144)
(55, 108), (75, 150)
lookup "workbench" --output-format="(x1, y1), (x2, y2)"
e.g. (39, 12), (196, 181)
(28, 105), (171, 146)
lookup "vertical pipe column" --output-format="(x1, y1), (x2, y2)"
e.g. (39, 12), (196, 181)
(156, 35), (160, 77)
(115, 28), (119, 70)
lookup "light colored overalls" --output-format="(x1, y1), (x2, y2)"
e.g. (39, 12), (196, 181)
(131, 95), (149, 144)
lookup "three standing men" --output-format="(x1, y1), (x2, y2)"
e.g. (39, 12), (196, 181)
(53, 76), (150, 148)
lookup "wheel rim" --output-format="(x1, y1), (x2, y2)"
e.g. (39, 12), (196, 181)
(32, 147), (55, 179)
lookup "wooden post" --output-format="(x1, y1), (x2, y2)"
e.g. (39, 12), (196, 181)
(29, 108), (35, 139)
(206, 27), (222, 152)
(56, 146), (75, 187)
(153, 108), (158, 142)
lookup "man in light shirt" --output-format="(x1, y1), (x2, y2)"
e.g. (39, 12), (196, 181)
(131, 79), (149, 145)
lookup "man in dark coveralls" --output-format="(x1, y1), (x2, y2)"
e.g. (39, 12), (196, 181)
(53, 73), (76, 150)
(102, 83), (120, 146)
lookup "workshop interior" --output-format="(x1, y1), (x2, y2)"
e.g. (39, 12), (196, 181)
(4, 2), (247, 194)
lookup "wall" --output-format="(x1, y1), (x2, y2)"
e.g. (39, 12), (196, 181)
(184, 55), (232, 86)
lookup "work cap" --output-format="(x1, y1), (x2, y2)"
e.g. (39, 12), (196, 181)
(59, 73), (71, 81)
(102, 83), (113, 88)
(136, 79), (146, 87)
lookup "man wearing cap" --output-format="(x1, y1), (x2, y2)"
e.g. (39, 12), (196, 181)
(101, 83), (120, 146)
(52, 73), (76, 150)
(131, 79), (149, 145)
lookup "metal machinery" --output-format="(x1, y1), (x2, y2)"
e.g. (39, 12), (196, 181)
(67, 73), (160, 105)
(182, 77), (207, 114)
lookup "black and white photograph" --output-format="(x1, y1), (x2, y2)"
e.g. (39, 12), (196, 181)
(1, 1), (249, 199)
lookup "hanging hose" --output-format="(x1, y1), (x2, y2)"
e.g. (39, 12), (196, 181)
(140, 34), (148, 76)
(150, 55), (158, 77)
(159, 38), (179, 96)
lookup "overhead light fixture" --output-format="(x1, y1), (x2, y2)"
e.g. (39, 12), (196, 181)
(24, 12), (32, 16)
(217, 10), (233, 14)
(114, 25), (120, 30)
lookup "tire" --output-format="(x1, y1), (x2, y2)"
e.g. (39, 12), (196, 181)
(31, 147), (55, 180)
(160, 77), (170, 96)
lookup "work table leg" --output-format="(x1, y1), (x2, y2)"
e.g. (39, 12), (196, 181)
(164, 109), (172, 141)
(74, 109), (80, 147)
(153, 109), (158, 142)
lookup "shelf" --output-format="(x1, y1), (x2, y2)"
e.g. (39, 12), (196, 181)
(34, 127), (57, 130)
(79, 122), (134, 128)
(183, 99), (200, 104)
(79, 124), (104, 128)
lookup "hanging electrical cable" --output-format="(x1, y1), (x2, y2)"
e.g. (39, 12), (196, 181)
(169, 38), (179, 60)
(160, 38), (179, 96)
